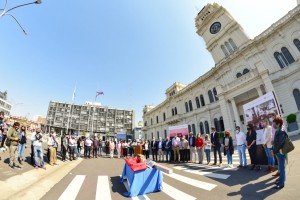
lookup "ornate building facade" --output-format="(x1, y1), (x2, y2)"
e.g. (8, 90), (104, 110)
(142, 3), (300, 139)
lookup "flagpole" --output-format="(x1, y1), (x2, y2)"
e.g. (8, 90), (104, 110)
(91, 94), (98, 137)
(66, 84), (76, 136)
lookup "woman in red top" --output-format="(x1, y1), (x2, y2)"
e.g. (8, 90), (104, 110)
(195, 133), (204, 164)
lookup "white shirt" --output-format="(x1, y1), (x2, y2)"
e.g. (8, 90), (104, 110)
(31, 132), (43, 147)
(158, 141), (162, 149)
(236, 131), (246, 146)
(85, 139), (92, 146)
(264, 125), (273, 148)
(172, 137), (180, 147)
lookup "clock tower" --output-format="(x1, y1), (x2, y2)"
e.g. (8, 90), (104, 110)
(195, 3), (250, 64)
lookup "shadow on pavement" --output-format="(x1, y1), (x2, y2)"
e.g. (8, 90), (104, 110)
(110, 176), (127, 196)
(227, 177), (280, 199)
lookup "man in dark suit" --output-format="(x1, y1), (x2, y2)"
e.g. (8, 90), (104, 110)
(188, 132), (196, 162)
(211, 127), (222, 166)
(150, 137), (158, 161)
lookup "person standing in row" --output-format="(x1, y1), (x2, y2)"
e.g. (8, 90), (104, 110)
(263, 118), (275, 173)
(92, 136), (99, 158)
(172, 134), (180, 162)
(31, 128), (46, 170)
(223, 130), (234, 168)
(142, 139), (150, 159)
(204, 134), (211, 165)
(109, 139), (115, 158)
(7, 122), (22, 168)
(47, 131), (58, 166)
(150, 137), (157, 161)
(157, 137), (164, 162)
(195, 133), (204, 164)
(18, 125), (27, 165)
(61, 134), (67, 161)
(77, 137), (83, 158)
(211, 127), (222, 166)
(69, 136), (76, 161)
(85, 137), (92, 158)
(188, 132), (196, 163)
(246, 124), (257, 170)
(165, 138), (172, 162)
(236, 126), (247, 168)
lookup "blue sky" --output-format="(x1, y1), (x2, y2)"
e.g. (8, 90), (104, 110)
(0, 0), (296, 124)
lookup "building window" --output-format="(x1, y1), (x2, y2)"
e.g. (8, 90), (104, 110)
(185, 102), (189, 113)
(219, 116), (225, 131)
(189, 100), (193, 111)
(188, 125), (191, 133)
(294, 39), (300, 51)
(243, 68), (250, 75)
(151, 118), (153, 125)
(208, 90), (214, 103)
(174, 107), (178, 115)
(225, 41), (234, 54)
(221, 45), (229, 57)
(236, 72), (242, 78)
(214, 118), (220, 132)
(157, 131), (159, 139)
(164, 129), (167, 139)
(293, 89), (300, 111)
(192, 124), (196, 136)
(274, 52), (288, 68)
(281, 47), (295, 64)
(213, 88), (218, 101)
(144, 121), (147, 127)
(204, 121), (210, 134)
(199, 122), (204, 134)
(195, 97), (200, 108)
(163, 112), (166, 121)
(200, 95), (205, 106)
(172, 109), (174, 116)
(156, 116), (159, 123)
(151, 132), (153, 139)
(229, 38), (237, 50)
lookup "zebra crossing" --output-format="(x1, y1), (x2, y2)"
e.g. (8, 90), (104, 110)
(172, 152), (250, 180)
(55, 170), (219, 200)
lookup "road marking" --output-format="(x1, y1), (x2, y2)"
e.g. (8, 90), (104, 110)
(123, 177), (150, 200)
(173, 166), (230, 179)
(96, 176), (112, 200)
(58, 175), (86, 200)
(164, 172), (217, 191)
(162, 182), (196, 200)
(184, 163), (238, 171)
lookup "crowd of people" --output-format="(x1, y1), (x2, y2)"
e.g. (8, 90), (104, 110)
(0, 111), (289, 189)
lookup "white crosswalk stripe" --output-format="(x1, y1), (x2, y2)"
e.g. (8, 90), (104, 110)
(96, 176), (112, 200)
(162, 182), (196, 200)
(58, 175), (86, 200)
(173, 166), (230, 179)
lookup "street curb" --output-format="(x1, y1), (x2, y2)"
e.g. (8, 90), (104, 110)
(0, 159), (83, 200)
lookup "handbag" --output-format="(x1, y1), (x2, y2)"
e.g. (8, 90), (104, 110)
(282, 134), (295, 154)
(5, 138), (11, 147)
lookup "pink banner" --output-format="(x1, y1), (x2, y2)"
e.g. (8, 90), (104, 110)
(169, 125), (189, 138)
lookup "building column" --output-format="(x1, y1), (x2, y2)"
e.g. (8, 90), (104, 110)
(218, 95), (233, 133)
(231, 98), (242, 128)
(256, 86), (263, 96)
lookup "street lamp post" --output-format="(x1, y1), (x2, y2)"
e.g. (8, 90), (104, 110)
(0, 0), (42, 35)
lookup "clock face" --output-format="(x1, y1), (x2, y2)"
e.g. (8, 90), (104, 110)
(210, 22), (221, 34)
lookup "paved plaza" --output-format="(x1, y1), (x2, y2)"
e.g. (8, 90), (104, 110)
(0, 133), (299, 200)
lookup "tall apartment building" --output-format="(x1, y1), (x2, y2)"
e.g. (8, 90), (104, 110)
(46, 101), (135, 138)
(0, 91), (11, 116)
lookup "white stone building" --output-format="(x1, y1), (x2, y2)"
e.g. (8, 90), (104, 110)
(0, 91), (11, 116)
(142, 2), (300, 140)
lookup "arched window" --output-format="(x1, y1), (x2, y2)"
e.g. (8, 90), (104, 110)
(192, 124), (196, 136)
(281, 47), (295, 64)
(236, 72), (242, 78)
(225, 41), (234, 54)
(243, 68), (250, 75)
(213, 88), (218, 101)
(156, 116), (159, 123)
(293, 89), (300, 111)
(174, 107), (178, 115)
(185, 102), (189, 113)
(219, 116), (225, 131)
(208, 90), (214, 103)
(163, 112), (166, 121)
(214, 118), (220, 132)
(294, 39), (300, 51)
(199, 122), (204, 134)
(200, 95), (205, 106)
(229, 38), (237, 50)
(274, 52), (288, 68)
(204, 121), (210, 134)
(188, 125), (191, 133)
(189, 100), (193, 111)
(172, 108), (174, 116)
(195, 97), (200, 108)
(221, 45), (229, 57)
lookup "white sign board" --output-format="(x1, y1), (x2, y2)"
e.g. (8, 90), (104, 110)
(243, 92), (279, 145)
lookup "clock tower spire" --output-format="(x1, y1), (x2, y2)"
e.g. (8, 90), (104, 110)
(195, 3), (250, 64)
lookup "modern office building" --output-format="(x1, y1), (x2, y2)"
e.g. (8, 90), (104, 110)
(143, 2), (300, 139)
(0, 90), (12, 116)
(46, 101), (135, 138)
